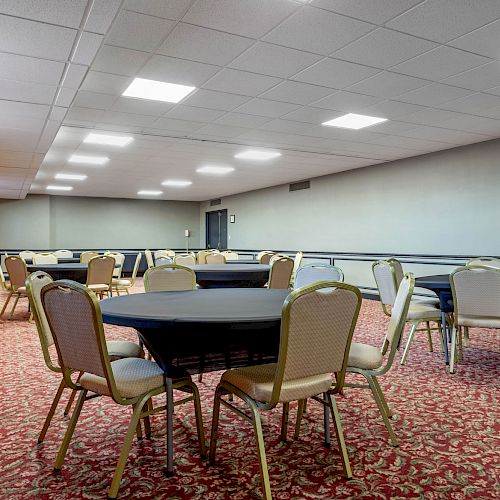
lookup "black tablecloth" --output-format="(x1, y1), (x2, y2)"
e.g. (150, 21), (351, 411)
(27, 263), (88, 283)
(415, 274), (453, 312)
(227, 259), (260, 265)
(24, 257), (80, 264)
(101, 288), (289, 376)
(191, 264), (270, 288)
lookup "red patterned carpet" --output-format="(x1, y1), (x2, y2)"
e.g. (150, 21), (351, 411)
(0, 280), (498, 499)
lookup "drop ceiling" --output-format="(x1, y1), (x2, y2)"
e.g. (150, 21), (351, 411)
(2, 0), (500, 201)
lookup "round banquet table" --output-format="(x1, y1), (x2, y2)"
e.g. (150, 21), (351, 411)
(27, 263), (89, 283)
(100, 288), (289, 376)
(24, 257), (80, 264)
(226, 259), (260, 265)
(191, 264), (270, 288)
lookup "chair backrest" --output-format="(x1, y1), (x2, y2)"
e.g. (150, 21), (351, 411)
(372, 260), (398, 315)
(197, 249), (217, 264)
(259, 252), (275, 264)
(221, 251), (239, 261)
(0, 265), (6, 290)
(174, 253), (196, 266)
(294, 263), (344, 289)
(54, 249), (73, 258)
(144, 264), (196, 292)
(5, 256), (28, 290)
(33, 252), (58, 264)
(25, 271), (59, 372)
(466, 257), (500, 269)
(387, 258), (404, 287)
(145, 249), (154, 269)
(105, 252), (125, 278)
(19, 250), (36, 261)
(206, 253), (226, 264)
(80, 251), (99, 263)
(257, 250), (272, 260)
(451, 265), (500, 328)
(154, 249), (176, 260)
(86, 255), (115, 287)
(155, 256), (173, 266)
(129, 252), (142, 285)
(293, 251), (303, 275)
(268, 257), (294, 289)
(268, 281), (362, 406)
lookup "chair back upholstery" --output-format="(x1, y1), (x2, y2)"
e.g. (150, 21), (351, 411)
(54, 250), (73, 258)
(86, 255), (115, 287)
(25, 271), (59, 372)
(144, 264), (196, 292)
(259, 252), (275, 264)
(0, 265), (6, 290)
(294, 263), (344, 289)
(270, 281), (362, 405)
(155, 257), (173, 266)
(145, 249), (154, 269)
(105, 252), (125, 278)
(129, 252), (142, 285)
(197, 249), (217, 264)
(372, 260), (398, 309)
(154, 249), (176, 260)
(293, 251), (303, 275)
(5, 256), (28, 290)
(466, 257), (500, 269)
(387, 258), (404, 287)
(33, 252), (58, 264)
(221, 251), (239, 261)
(268, 257), (294, 289)
(206, 253), (226, 264)
(19, 250), (36, 261)
(451, 266), (500, 328)
(80, 251), (99, 263)
(174, 253), (196, 266)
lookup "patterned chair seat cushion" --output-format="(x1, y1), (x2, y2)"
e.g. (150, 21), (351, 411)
(112, 278), (131, 286)
(87, 283), (109, 292)
(406, 302), (441, 321)
(348, 342), (384, 370)
(106, 340), (143, 361)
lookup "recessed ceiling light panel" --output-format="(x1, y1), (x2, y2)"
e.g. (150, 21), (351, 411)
(55, 173), (87, 181)
(162, 180), (193, 187)
(68, 154), (109, 165)
(46, 185), (73, 191)
(234, 150), (281, 161)
(137, 190), (163, 196)
(84, 133), (133, 146)
(322, 113), (387, 130)
(196, 166), (235, 175)
(123, 77), (196, 103)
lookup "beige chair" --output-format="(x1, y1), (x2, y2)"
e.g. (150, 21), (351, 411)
(154, 249), (176, 261)
(206, 253), (226, 264)
(105, 252), (125, 278)
(1, 256), (29, 320)
(209, 282), (362, 498)
(221, 250), (239, 261)
(197, 249), (217, 264)
(449, 265), (500, 373)
(144, 249), (154, 269)
(33, 252), (58, 264)
(259, 252), (275, 264)
(86, 255), (115, 299)
(155, 257), (173, 266)
(294, 263), (344, 289)
(19, 250), (36, 262)
(54, 250), (73, 258)
(466, 256), (500, 269)
(144, 264), (196, 292)
(372, 260), (442, 365)
(26, 271), (144, 444)
(80, 251), (99, 264)
(268, 256), (294, 289)
(41, 280), (206, 499)
(174, 253), (196, 267)
(291, 251), (303, 284)
(0, 263), (7, 291)
(112, 253), (142, 295)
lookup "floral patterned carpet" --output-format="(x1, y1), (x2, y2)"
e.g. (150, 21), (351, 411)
(0, 279), (498, 499)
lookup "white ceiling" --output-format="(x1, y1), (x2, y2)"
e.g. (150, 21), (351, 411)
(2, 0), (500, 201)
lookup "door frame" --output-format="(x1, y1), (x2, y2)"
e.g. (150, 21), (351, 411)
(205, 209), (228, 250)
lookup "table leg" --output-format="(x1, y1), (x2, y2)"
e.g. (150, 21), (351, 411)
(441, 311), (449, 365)
(165, 376), (174, 476)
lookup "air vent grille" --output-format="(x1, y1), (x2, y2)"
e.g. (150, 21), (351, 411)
(289, 180), (310, 192)
(210, 198), (222, 206)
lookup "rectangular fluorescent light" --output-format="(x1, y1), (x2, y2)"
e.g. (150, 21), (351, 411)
(197, 166), (234, 175)
(55, 173), (87, 181)
(46, 185), (72, 191)
(234, 150), (281, 161)
(137, 190), (163, 196)
(68, 154), (109, 165)
(84, 133), (133, 147)
(162, 180), (192, 187)
(322, 113), (387, 130)
(122, 77), (195, 103)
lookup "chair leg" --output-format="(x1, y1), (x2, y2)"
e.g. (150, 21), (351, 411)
(463, 326), (469, 347)
(280, 402), (289, 442)
(371, 377), (392, 419)
(38, 379), (66, 444)
(457, 327), (463, 362)
(449, 326), (457, 374)
(54, 390), (87, 471)
(326, 393), (352, 479)
(143, 399), (153, 438)
(249, 402), (272, 500)
(438, 322), (445, 352)
(0, 291), (12, 317)
(165, 378), (174, 476)
(426, 322), (433, 352)
(135, 404), (143, 441)
(9, 293), (20, 320)
(63, 388), (78, 417)
(323, 392), (331, 448)
(293, 399), (307, 440)
(400, 322), (418, 365)
(209, 386), (223, 464)
(366, 376), (398, 447)
(188, 382), (207, 458)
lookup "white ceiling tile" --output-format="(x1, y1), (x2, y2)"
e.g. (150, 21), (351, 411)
(264, 6), (374, 55)
(124, 0), (192, 20)
(333, 28), (437, 69)
(229, 42), (322, 78)
(391, 46), (491, 80)
(448, 19), (500, 59)
(93, 45), (150, 77)
(65, 107), (106, 123)
(435, 113), (500, 135)
(0, 14), (77, 60)
(106, 10), (175, 52)
(292, 58), (379, 89)
(348, 71), (429, 98)
(55, 87), (77, 107)
(158, 23), (253, 66)
(311, 91), (382, 112)
(72, 32), (104, 65)
(260, 81), (333, 105)
(310, 0), (424, 24)
(387, 0), (500, 43)
(233, 98), (300, 118)
(202, 69), (281, 96)
(86, 0), (122, 35)
(281, 106), (342, 124)
(63, 64), (88, 89)
(99, 111), (158, 127)
(396, 124), (493, 144)
(442, 63), (500, 91)
(0, 52), (64, 85)
(437, 92), (500, 117)
(80, 71), (132, 95)
(357, 100), (427, 119)
(368, 134), (449, 151)
(0, 79), (57, 105)
(0, 100), (50, 120)
(139, 55), (220, 86)
(73, 90), (117, 110)
(260, 119), (317, 135)
(110, 96), (174, 115)
(401, 108), (467, 126)
(183, 0), (298, 38)
(396, 83), (473, 106)
(195, 123), (249, 138)
(148, 117), (205, 133)
(484, 85), (500, 97)
(0, 115), (46, 132)
(167, 105), (225, 122)
(215, 112), (272, 128)
(49, 106), (67, 121)
(183, 89), (251, 111)
(361, 119), (416, 134)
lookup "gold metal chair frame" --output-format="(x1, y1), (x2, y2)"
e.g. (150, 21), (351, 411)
(112, 252), (142, 295)
(1, 256), (29, 320)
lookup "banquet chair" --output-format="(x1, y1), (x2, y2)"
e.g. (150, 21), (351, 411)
(33, 252), (58, 264)
(19, 250), (36, 262)
(80, 251), (99, 264)
(268, 256), (294, 289)
(372, 260), (441, 365)
(259, 251), (275, 264)
(466, 256), (500, 269)
(144, 264), (196, 292)
(1, 256), (29, 320)
(105, 252), (125, 279)
(112, 253), (142, 295)
(449, 265), (500, 373)
(154, 249), (176, 261)
(290, 251), (303, 285)
(294, 263), (344, 289)
(174, 253), (196, 266)
(221, 250), (239, 261)
(41, 280), (206, 499)
(206, 253), (226, 264)
(209, 281), (362, 498)
(86, 255), (115, 299)
(54, 250), (73, 258)
(26, 271), (144, 444)
(144, 249), (154, 269)
(197, 249), (218, 264)
(0, 264), (7, 291)
(155, 257), (173, 266)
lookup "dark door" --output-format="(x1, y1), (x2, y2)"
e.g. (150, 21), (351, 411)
(206, 209), (228, 250)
